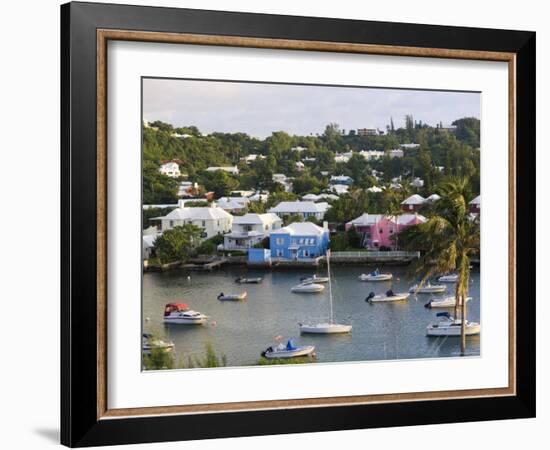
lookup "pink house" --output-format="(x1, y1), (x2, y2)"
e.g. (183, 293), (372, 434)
(346, 213), (427, 250)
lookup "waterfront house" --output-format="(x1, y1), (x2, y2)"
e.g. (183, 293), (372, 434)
(270, 222), (330, 260)
(401, 194), (426, 212)
(268, 201), (330, 221)
(346, 213), (427, 250)
(159, 161), (181, 178)
(469, 195), (480, 214)
(151, 204), (232, 239)
(206, 166), (239, 175)
(224, 213), (282, 251)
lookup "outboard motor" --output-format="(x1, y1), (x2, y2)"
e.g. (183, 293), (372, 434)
(424, 301), (432, 308)
(365, 292), (375, 303)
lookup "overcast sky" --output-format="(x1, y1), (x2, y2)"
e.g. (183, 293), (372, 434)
(143, 78), (480, 139)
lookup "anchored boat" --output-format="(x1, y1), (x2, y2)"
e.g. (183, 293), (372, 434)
(217, 291), (247, 301)
(426, 312), (481, 336)
(142, 333), (174, 355)
(261, 339), (315, 359)
(365, 290), (410, 303)
(425, 296), (472, 308)
(162, 302), (208, 325)
(300, 275), (330, 284)
(409, 283), (447, 294)
(358, 269), (393, 282)
(291, 283), (325, 293)
(235, 276), (262, 284)
(438, 274), (459, 283)
(299, 250), (352, 334)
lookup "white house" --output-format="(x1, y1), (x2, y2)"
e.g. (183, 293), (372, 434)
(411, 177), (425, 188)
(240, 154), (265, 164)
(268, 201), (330, 221)
(223, 213), (282, 251)
(400, 143), (420, 149)
(291, 146), (307, 152)
(215, 196), (250, 214)
(272, 174), (293, 192)
(177, 181), (198, 198)
(206, 166), (239, 175)
(159, 161), (181, 178)
(152, 205), (233, 239)
(367, 186), (384, 193)
(295, 161), (305, 171)
(387, 149), (404, 158)
(248, 191), (269, 203)
(358, 150), (385, 161)
(334, 151), (353, 163)
(302, 193), (338, 202)
(401, 194), (426, 212)
(330, 184), (350, 195)
(426, 193), (441, 202)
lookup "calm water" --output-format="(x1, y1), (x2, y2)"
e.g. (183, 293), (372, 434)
(143, 265), (480, 367)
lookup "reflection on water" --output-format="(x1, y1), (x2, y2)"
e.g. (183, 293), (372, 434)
(143, 265), (480, 367)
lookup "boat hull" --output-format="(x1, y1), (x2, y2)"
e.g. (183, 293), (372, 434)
(369, 293), (409, 302)
(410, 285), (447, 294)
(218, 293), (247, 301)
(426, 322), (481, 336)
(263, 345), (315, 359)
(301, 277), (329, 284)
(438, 275), (458, 283)
(359, 274), (393, 282)
(291, 283), (325, 293)
(427, 296), (472, 308)
(163, 316), (207, 325)
(299, 323), (352, 334)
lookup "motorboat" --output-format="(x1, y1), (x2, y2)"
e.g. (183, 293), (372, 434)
(365, 290), (410, 303)
(438, 274), (459, 283)
(425, 296), (472, 308)
(426, 312), (481, 336)
(235, 276), (262, 284)
(358, 269), (393, 282)
(291, 283), (325, 293)
(162, 302), (208, 325)
(300, 275), (330, 284)
(299, 250), (352, 334)
(409, 283), (447, 294)
(217, 291), (247, 301)
(142, 333), (174, 355)
(261, 339), (316, 359)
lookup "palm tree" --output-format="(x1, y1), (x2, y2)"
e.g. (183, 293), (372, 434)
(399, 177), (479, 355)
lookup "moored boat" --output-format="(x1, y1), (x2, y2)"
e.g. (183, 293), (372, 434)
(365, 290), (410, 303)
(162, 302), (208, 325)
(426, 312), (480, 336)
(261, 339), (316, 359)
(291, 283), (325, 293)
(425, 296), (472, 308)
(300, 275), (330, 284)
(358, 269), (393, 282)
(438, 274), (459, 283)
(217, 291), (247, 301)
(235, 276), (262, 284)
(409, 283), (447, 294)
(142, 333), (174, 355)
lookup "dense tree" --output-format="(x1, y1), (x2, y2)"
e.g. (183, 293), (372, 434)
(154, 224), (202, 263)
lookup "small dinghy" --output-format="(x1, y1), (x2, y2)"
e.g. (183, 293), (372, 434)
(217, 291), (247, 301)
(235, 276), (262, 284)
(142, 333), (174, 355)
(426, 312), (481, 336)
(261, 339), (315, 359)
(358, 268), (393, 282)
(425, 296), (472, 308)
(291, 283), (325, 293)
(365, 290), (410, 303)
(163, 303), (208, 325)
(409, 283), (447, 294)
(300, 275), (329, 284)
(438, 274), (459, 283)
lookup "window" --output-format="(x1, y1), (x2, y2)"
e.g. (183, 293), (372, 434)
(299, 238), (304, 244)
(202, 220), (206, 227)
(276, 238), (284, 245)
(169, 220), (174, 228)
(379, 229), (383, 234)
(310, 238), (315, 245)
(276, 250), (283, 257)
(303, 250), (310, 257)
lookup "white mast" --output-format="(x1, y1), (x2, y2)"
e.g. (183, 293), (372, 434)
(327, 249), (333, 324)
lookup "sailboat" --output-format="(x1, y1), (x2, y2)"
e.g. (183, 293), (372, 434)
(299, 250), (352, 334)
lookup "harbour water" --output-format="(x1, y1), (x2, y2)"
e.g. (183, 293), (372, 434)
(143, 265), (480, 367)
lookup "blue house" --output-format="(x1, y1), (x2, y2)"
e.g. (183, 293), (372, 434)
(270, 222), (330, 260)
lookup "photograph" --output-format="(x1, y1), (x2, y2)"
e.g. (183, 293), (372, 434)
(141, 78), (482, 370)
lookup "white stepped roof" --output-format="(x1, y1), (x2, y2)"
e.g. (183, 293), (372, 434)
(469, 195), (481, 205)
(347, 213), (384, 226)
(233, 213), (281, 225)
(401, 194), (426, 205)
(268, 201), (329, 214)
(161, 206), (232, 221)
(273, 222), (326, 236)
